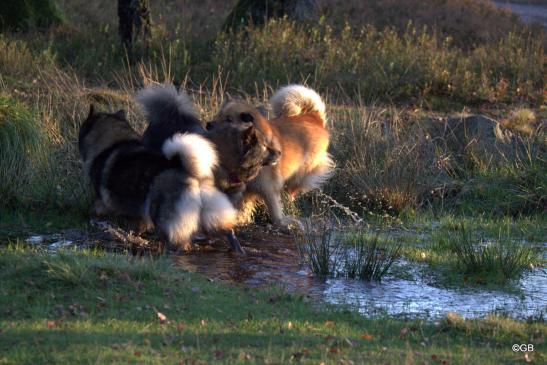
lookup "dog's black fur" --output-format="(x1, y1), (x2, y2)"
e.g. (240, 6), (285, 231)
(79, 105), (244, 253)
(137, 84), (281, 192)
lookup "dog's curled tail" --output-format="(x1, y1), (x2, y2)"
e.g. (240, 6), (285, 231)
(270, 84), (326, 126)
(162, 133), (218, 181)
(136, 83), (198, 124)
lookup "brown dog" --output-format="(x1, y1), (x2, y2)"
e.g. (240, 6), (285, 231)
(208, 85), (334, 226)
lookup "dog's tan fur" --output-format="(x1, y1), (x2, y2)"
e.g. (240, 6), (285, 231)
(210, 85), (333, 225)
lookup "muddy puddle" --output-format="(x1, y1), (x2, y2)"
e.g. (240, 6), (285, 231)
(24, 224), (547, 320)
(174, 227), (547, 320)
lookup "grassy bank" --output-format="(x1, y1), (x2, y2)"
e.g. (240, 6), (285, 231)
(0, 245), (544, 364)
(1, 30), (545, 216)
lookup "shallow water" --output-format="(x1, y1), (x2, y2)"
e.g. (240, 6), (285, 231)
(25, 225), (547, 320)
(175, 227), (547, 320)
(319, 263), (546, 319)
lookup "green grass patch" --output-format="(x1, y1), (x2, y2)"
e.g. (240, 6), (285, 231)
(0, 246), (545, 364)
(0, 208), (87, 242)
(214, 19), (544, 104)
(447, 231), (536, 284)
(295, 222), (402, 281)
(453, 152), (547, 216)
(343, 230), (402, 281)
(0, 96), (52, 207)
(428, 224), (541, 285)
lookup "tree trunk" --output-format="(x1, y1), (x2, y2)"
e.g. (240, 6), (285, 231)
(117, 0), (151, 51)
(223, 0), (318, 32)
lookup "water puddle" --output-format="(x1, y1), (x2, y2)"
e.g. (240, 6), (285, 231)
(22, 224), (547, 320)
(320, 264), (546, 319)
(175, 227), (547, 320)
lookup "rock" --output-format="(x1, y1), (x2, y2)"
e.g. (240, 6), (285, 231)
(421, 114), (517, 168)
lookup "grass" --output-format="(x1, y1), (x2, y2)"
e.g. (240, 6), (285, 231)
(350, 214), (546, 287)
(0, 0), (64, 31)
(411, 222), (544, 287)
(295, 220), (344, 278)
(0, 208), (88, 242)
(0, 245), (545, 364)
(0, 2), (545, 360)
(452, 142), (547, 216)
(343, 230), (402, 281)
(295, 221), (402, 281)
(0, 2), (544, 217)
(323, 0), (527, 47)
(214, 19), (544, 104)
(0, 95), (48, 206)
(326, 103), (546, 216)
(438, 225), (539, 284)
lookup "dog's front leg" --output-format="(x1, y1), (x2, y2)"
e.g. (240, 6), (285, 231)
(262, 190), (285, 226)
(224, 229), (246, 254)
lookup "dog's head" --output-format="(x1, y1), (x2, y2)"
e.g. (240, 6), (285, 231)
(79, 105), (139, 163)
(206, 120), (276, 187)
(208, 100), (281, 168)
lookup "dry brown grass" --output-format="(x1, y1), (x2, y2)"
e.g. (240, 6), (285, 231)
(55, 0), (527, 47)
(0, 0), (544, 216)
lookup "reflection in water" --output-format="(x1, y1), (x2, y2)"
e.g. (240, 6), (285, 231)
(175, 227), (547, 320)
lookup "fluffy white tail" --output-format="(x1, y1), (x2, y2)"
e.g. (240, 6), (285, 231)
(136, 83), (198, 123)
(200, 185), (237, 233)
(270, 84), (326, 126)
(162, 133), (218, 181)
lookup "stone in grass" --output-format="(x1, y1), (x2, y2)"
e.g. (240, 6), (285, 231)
(422, 114), (518, 167)
(223, 0), (319, 31)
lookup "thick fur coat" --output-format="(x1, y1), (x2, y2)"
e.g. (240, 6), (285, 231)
(78, 106), (243, 252)
(209, 85), (334, 225)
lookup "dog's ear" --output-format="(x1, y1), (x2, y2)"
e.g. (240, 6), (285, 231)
(113, 109), (126, 120)
(88, 104), (96, 117)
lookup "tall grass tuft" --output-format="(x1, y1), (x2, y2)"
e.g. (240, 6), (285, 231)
(454, 135), (547, 215)
(343, 230), (402, 281)
(327, 106), (449, 215)
(0, 96), (50, 206)
(295, 220), (343, 278)
(445, 225), (538, 283)
(295, 220), (401, 281)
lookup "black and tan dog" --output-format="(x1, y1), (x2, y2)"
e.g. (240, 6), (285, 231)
(208, 85), (334, 226)
(136, 83), (281, 203)
(78, 105), (256, 253)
